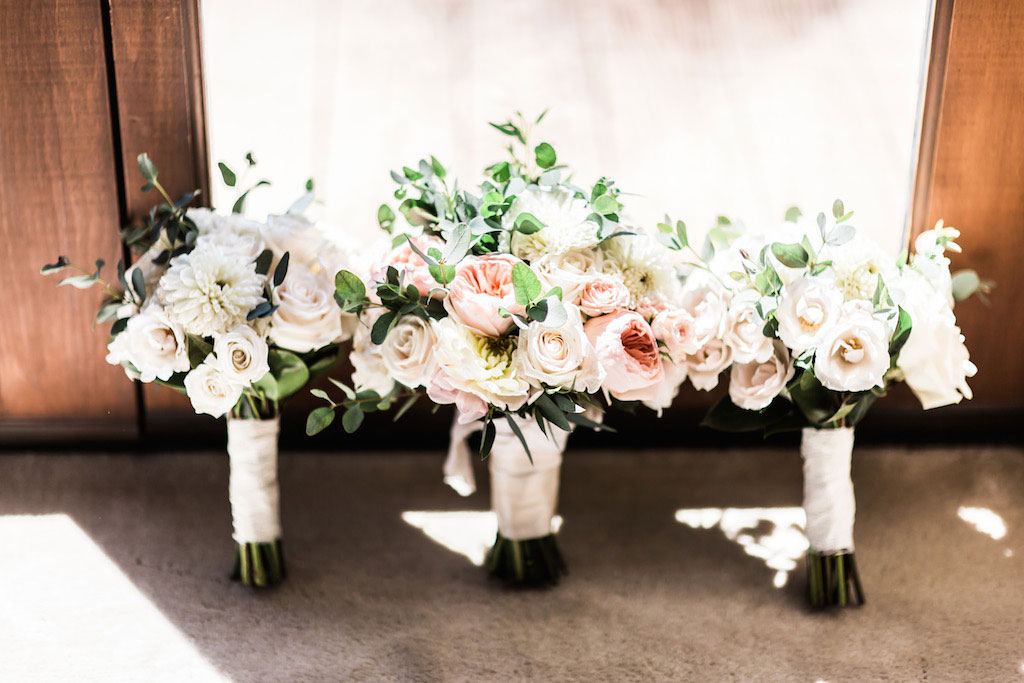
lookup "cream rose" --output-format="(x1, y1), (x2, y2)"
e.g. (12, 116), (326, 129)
(443, 254), (525, 338)
(685, 339), (733, 391)
(533, 248), (603, 304)
(584, 310), (664, 401)
(577, 274), (631, 317)
(106, 303), (190, 383)
(381, 315), (438, 389)
(729, 341), (795, 410)
(513, 304), (604, 392)
(679, 277), (729, 349)
(776, 276), (843, 353)
(637, 359), (687, 415)
(897, 271), (975, 409)
(269, 268), (347, 353)
(213, 324), (270, 385)
(813, 303), (890, 392)
(651, 308), (700, 362)
(263, 214), (332, 272)
(196, 215), (268, 263)
(350, 314), (396, 396)
(184, 361), (244, 417)
(723, 291), (774, 364)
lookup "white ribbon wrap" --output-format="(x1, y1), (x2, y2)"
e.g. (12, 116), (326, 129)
(226, 417), (281, 544)
(489, 417), (568, 541)
(801, 426), (855, 553)
(443, 417), (481, 497)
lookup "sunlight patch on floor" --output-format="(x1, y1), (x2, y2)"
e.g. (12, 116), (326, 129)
(675, 507), (809, 588)
(956, 506), (1007, 540)
(402, 511), (563, 566)
(0, 514), (226, 682)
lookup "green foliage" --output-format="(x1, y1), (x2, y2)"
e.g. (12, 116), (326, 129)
(534, 142), (556, 169)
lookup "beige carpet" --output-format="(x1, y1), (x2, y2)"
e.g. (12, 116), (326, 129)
(0, 445), (1021, 681)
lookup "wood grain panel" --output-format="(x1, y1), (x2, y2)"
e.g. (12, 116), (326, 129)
(108, 0), (210, 420)
(911, 0), (1024, 405)
(0, 0), (138, 433)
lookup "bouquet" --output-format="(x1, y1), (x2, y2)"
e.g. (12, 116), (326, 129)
(689, 201), (986, 606)
(310, 113), (688, 584)
(42, 154), (353, 587)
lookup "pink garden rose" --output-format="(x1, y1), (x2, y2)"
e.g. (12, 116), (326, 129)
(577, 274), (631, 317)
(385, 235), (446, 298)
(584, 310), (664, 401)
(651, 308), (700, 362)
(443, 254), (525, 338)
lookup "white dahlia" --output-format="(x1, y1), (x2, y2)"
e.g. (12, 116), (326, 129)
(505, 187), (601, 262)
(600, 233), (681, 308)
(159, 242), (266, 337)
(824, 235), (897, 302)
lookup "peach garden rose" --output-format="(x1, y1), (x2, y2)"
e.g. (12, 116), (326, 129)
(584, 310), (664, 401)
(443, 253), (526, 338)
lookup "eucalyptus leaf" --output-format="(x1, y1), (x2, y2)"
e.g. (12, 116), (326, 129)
(342, 406), (364, 433)
(306, 406), (335, 435)
(137, 153), (158, 181)
(218, 162), (236, 187)
(512, 263), (542, 305)
(770, 243), (809, 268)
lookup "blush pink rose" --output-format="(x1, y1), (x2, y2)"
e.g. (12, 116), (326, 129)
(577, 275), (631, 317)
(443, 254), (525, 338)
(584, 310), (664, 400)
(635, 296), (671, 321)
(651, 308), (700, 362)
(384, 235), (446, 298)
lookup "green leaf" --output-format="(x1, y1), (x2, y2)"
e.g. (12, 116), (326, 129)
(479, 418), (496, 458)
(186, 334), (212, 368)
(827, 223), (856, 247)
(430, 155), (446, 178)
(269, 348), (309, 399)
(335, 269), (366, 302)
(514, 212), (544, 234)
(137, 153), (158, 181)
(565, 411), (615, 432)
(540, 297), (567, 327)
(770, 242), (810, 268)
(254, 372), (279, 401)
(393, 394), (420, 421)
(676, 220), (689, 249)
(428, 263), (456, 285)
(310, 388), (331, 402)
(272, 251), (290, 286)
(377, 204), (395, 231)
(443, 223), (472, 263)
(700, 396), (793, 432)
(218, 162), (236, 187)
(131, 268), (146, 302)
(788, 370), (836, 427)
(534, 142), (557, 169)
(56, 275), (97, 289)
(784, 206), (803, 223)
(342, 406), (364, 433)
(503, 414), (533, 464)
(534, 393), (572, 431)
(40, 256), (69, 274)
(888, 306), (913, 360)
(254, 249), (273, 276)
(306, 406), (335, 435)
(951, 269), (981, 301)
(593, 194), (620, 216)
(371, 311), (397, 345)
(512, 263), (542, 305)
(832, 199), (845, 220)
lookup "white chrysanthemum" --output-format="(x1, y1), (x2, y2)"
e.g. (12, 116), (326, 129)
(600, 233), (681, 307)
(505, 187), (600, 262)
(825, 235), (897, 301)
(159, 242), (266, 337)
(432, 317), (531, 412)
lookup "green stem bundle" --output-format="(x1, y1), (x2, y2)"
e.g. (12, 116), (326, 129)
(232, 540), (286, 588)
(486, 533), (566, 586)
(806, 551), (864, 607)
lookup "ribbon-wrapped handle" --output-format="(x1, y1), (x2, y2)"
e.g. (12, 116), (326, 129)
(227, 416), (282, 544)
(801, 426), (855, 553)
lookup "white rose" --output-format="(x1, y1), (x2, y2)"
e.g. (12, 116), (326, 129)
(513, 304), (605, 392)
(638, 359), (687, 415)
(577, 274), (631, 317)
(685, 338), (733, 391)
(105, 303), (190, 383)
(263, 214), (331, 273)
(533, 248), (603, 304)
(814, 302), (890, 392)
(897, 271), (975, 409)
(729, 341), (795, 410)
(184, 361), (244, 417)
(776, 276), (843, 353)
(196, 215), (268, 263)
(381, 315), (438, 389)
(350, 315), (396, 396)
(213, 324), (270, 385)
(651, 308), (700, 362)
(269, 268), (348, 353)
(723, 290), (773, 364)
(679, 276), (729, 349)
